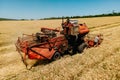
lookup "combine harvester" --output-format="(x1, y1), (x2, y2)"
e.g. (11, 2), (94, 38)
(15, 18), (103, 69)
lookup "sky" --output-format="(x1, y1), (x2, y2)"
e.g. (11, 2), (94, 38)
(0, 0), (120, 19)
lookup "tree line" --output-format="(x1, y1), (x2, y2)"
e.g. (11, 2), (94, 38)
(0, 18), (17, 21)
(0, 12), (120, 21)
(42, 12), (120, 20)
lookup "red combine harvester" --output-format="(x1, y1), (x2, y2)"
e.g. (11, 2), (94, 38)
(15, 18), (103, 69)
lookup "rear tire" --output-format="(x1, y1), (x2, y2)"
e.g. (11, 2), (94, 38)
(52, 52), (61, 61)
(78, 42), (87, 53)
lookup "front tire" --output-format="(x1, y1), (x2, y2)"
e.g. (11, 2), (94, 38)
(52, 52), (61, 61)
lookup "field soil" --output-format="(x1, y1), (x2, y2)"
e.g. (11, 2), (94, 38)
(0, 16), (120, 80)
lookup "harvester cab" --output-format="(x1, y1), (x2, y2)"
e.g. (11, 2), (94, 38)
(61, 17), (89, 36)
(61, 17), (79, 36)
(61, 17), (90, 54)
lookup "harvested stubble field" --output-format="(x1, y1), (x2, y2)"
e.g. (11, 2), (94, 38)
(0, 16), (120, 80)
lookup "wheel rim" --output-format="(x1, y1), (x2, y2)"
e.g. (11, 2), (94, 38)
(53, 52), (61, 60)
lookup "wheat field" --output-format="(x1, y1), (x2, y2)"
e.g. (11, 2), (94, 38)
(0, 16), (120, 80)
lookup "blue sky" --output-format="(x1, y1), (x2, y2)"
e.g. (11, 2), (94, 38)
(0, 0), (120, 19)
